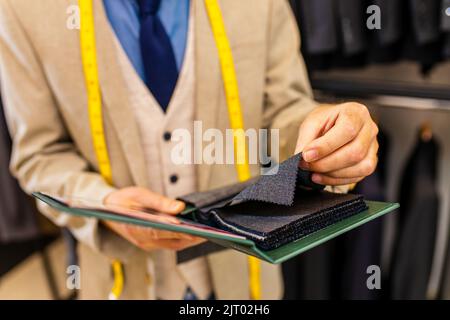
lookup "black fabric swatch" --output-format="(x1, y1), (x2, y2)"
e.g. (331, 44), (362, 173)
(205, 191), (367, 250)
(180, 177), (257, 210)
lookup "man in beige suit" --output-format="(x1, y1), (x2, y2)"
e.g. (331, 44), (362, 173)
(0, 0), (378, 299)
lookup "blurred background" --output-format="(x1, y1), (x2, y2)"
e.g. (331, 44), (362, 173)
(284, 0), (450, 300)
(1, 0), (450, 300)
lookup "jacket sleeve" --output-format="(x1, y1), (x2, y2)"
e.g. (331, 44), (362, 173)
(263, 0), (318, 162)
(0, 0), (136, 261)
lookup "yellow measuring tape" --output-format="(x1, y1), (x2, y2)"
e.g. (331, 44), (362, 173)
(204, 0), (261, 300)
(79, 0), (112, 185)
(79, 0), (123, 300)
(79, 0), (261, 300)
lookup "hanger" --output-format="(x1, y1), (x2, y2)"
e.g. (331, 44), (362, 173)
(420, 122), (433, 143)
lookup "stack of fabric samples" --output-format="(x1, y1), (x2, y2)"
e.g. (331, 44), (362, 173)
(179, 154), (368, 250)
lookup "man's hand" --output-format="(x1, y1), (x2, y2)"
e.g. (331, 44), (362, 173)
(103, 187), (206, 251)
(295, 103), (379, 186)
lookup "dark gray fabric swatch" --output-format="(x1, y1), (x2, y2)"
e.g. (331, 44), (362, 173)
(179, 154), (321, 208)
(233, 153), (323, 206)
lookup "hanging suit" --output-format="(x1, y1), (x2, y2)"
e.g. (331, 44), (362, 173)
(336, 129), (390, 300)
(292, 0), (338, 71)
(0, 93), (39, 243)
(404, 0), (443, 75)
(390, 133), (440, 300)
(442, 0), (450, 58)
(337, 0), (368, 56)
(296, 0), (338, 55)
(368, 0), (405, 64)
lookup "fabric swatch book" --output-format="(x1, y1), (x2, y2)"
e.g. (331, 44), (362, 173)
(33, 154), (398, 264)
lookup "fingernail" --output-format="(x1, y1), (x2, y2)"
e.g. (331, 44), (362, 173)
(171, 201), (184, 212)
(303, 149), (318, 162)
(299, 160), (310, 170)
(312, 174), (322, 184)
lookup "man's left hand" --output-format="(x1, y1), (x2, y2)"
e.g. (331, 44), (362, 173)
(295, 102), (379, 186)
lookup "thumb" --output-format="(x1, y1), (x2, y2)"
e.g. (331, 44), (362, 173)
(134, 189), (185, 215)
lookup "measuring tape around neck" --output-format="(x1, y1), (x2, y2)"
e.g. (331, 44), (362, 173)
(204, 0), (261, 301)
(79, 0), (261, 300)
(79, 0), (122, 300)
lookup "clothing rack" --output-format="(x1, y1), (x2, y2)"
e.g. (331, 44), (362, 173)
(311, 76), (450, 102)
(311, 75), (450, 113)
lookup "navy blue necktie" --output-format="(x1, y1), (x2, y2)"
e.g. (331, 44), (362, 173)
(139, 0), (178, 111)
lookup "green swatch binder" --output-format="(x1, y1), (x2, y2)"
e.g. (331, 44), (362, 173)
(33, 192), (398, 264)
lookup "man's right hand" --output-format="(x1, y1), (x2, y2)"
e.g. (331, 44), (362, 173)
(103, 187), (206, 251)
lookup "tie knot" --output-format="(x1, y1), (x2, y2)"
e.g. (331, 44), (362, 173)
(139, 0), (161, 16)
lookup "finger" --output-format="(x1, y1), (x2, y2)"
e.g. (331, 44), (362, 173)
(311, 173), (365, 186)
(134, 189), (185, 215)
(140, 238), (206, 251)
(295, 111), (332, 154)
(152, 229), (199, 240)
(127, 225), (197, 241)
(174, 238), (207, 251)
(302, 110), (365, 162)
(301, 123), (378, 173)
(322, 142), (378, 179)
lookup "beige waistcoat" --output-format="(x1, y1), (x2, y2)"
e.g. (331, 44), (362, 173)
(114, 5), (212, 300)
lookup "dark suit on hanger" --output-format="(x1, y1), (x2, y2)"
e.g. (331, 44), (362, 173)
(442, 0), (450, 58)
(337, 0), (368, 55)
(336, 129), (390, 300)
(367, 0), (406, 64)
(411, 0), (441, 45)
(296, 0), (338, 55)
(374, 0), (404, 46)
(390, 134), (440, 300)
(403, 0), (444, 75)
(0, 94), (39, 243)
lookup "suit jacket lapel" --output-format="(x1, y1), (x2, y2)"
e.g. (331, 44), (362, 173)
(92, 1), (148, 188)
(194, 0), (222, 191)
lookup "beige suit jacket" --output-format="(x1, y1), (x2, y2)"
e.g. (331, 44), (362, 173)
(0, 0), (317, 299)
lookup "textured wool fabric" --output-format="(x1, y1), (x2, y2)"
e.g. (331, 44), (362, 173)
(233, 153), (323, 206)
(179, 153), (321, 209)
